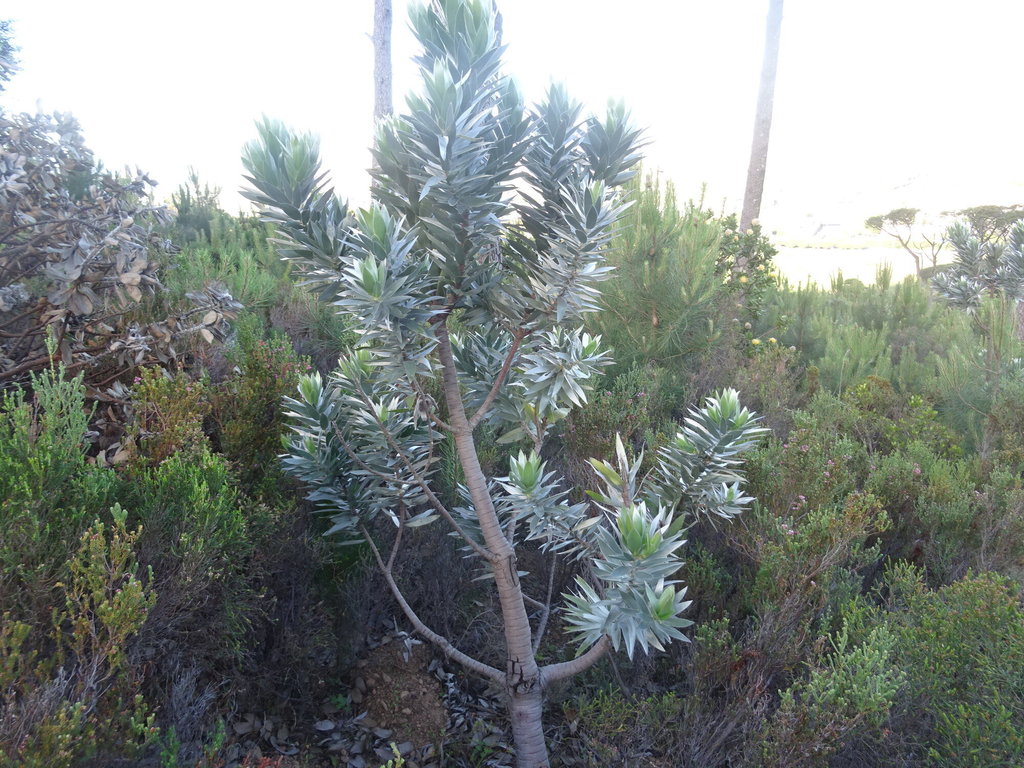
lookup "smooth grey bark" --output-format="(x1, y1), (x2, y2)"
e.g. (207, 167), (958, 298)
(373, 0), (393, 121)
(739, 0), (784, 234)
(435, 322), (551, 768)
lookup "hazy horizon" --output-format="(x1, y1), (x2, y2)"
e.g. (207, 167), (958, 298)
(4, 0), (1022, 247)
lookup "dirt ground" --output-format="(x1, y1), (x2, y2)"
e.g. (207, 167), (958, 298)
(357, 641), (447, 749)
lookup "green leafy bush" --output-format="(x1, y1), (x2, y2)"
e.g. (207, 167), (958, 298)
(0, 509), (158, 768)
(130, 365), (210, 465)
(0, 364), (118, 619)
(717, 213), (778, 322)
(761, 622), (903, 767)
(562, 364), (667, 470)
(725, 341), (805, 435)
(214, 314), (311, 498)
(763, 273), (967, 400)
(841, 566), (1024, 767)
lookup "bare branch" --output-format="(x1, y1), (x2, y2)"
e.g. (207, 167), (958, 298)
(540, 635), (611, 685)
(468, 327), (527, 430)
(412, 376), (451, 431)
(350, 383), (495, 563)
(532, 553), (557, 653)
(522, 593), (545, 610)
(388, 504), (407, 571)
(361, 525), (503, 682)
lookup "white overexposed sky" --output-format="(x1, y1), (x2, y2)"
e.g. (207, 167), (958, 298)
(4, 0), (1023, 243)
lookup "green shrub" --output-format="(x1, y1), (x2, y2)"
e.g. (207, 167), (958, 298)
(0, 509), (157, 768)
(842, 377), (959, 458)
(123, 446), (284, 692)
(760, 622), (903, 767)
(130, 450), (250, 565)
(570, 687), (686, 763)
(130, 366), (210, 465)
(746, 421), (865, 516)
(726, 341), (805, 435)
(817, 324), (894, 394)
(562, 364), (668, 466)
(164, 245), (288, 316)
(741, 493), (888, 642)
(0, 365), (119, 618)
(840, 565), (1024, 767)
(591, 173), (726, 385)
(214, 314), (311, 498)
(762, 273), (969, 401)
(679, 543), (733, 625)
(988, 378), (1024, 470)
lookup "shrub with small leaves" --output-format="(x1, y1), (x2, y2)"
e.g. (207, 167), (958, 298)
(718, 214), (778, 321)
(0, 362), (119, 619)
(215, 315), (311, 497)
(0, 508), (158, 768)
(761, 621), (904, 768)
(562, 364), (667, 470)
(130, 365), (210, 465)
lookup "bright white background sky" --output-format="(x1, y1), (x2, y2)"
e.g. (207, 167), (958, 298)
(4, 0), (1023, 240)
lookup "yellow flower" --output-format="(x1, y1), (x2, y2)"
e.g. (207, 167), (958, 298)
(738, 275), (749, 284)
(751, 338), (761, 346)
(769, 337), (777, 344)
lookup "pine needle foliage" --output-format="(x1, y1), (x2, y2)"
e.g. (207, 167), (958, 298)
(592, 173), (724, 379)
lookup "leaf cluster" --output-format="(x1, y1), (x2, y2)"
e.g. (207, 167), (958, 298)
(933, 220), (1024, 311)
(0, 108), (240, 385)
(248, 0), (764, 664)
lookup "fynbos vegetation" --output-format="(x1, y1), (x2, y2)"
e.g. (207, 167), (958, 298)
(1, 3), (1023, 768)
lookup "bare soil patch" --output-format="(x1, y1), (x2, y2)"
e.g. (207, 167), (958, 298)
(357, 641), (447, 749)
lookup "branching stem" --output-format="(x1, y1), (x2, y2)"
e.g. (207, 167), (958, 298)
(468, 326), (527, 430)
(360, 524), (502, 682)
(541, 635), (611, 685)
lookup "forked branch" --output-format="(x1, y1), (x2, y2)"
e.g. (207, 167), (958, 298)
(541, 635), (611, 685)
(468, 327), (527, 431)
(349, 385), (494, 562)
(361, 525), (503, 682)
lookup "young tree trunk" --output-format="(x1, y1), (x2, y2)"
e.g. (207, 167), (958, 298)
(739, 0), (784, 234)
(436, 323), (551, 768)
(373, 0), (393, 121)
(508, 686), (549, 768)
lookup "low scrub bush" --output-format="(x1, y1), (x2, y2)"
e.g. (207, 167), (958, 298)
(840, 565), (1024, 767)
(130, 365), (211, 465)
(562, 364), (668, 468)
(1, 510), (158, 767)
(0, 364), (118, 619)
(726, 341), (806, 435)
(214, 314), (311, 498)
(760, 622), (903, 767)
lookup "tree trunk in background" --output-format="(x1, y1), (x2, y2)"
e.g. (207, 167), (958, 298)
(373, 0), (393, 121)
(740, 0), (784, 233)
